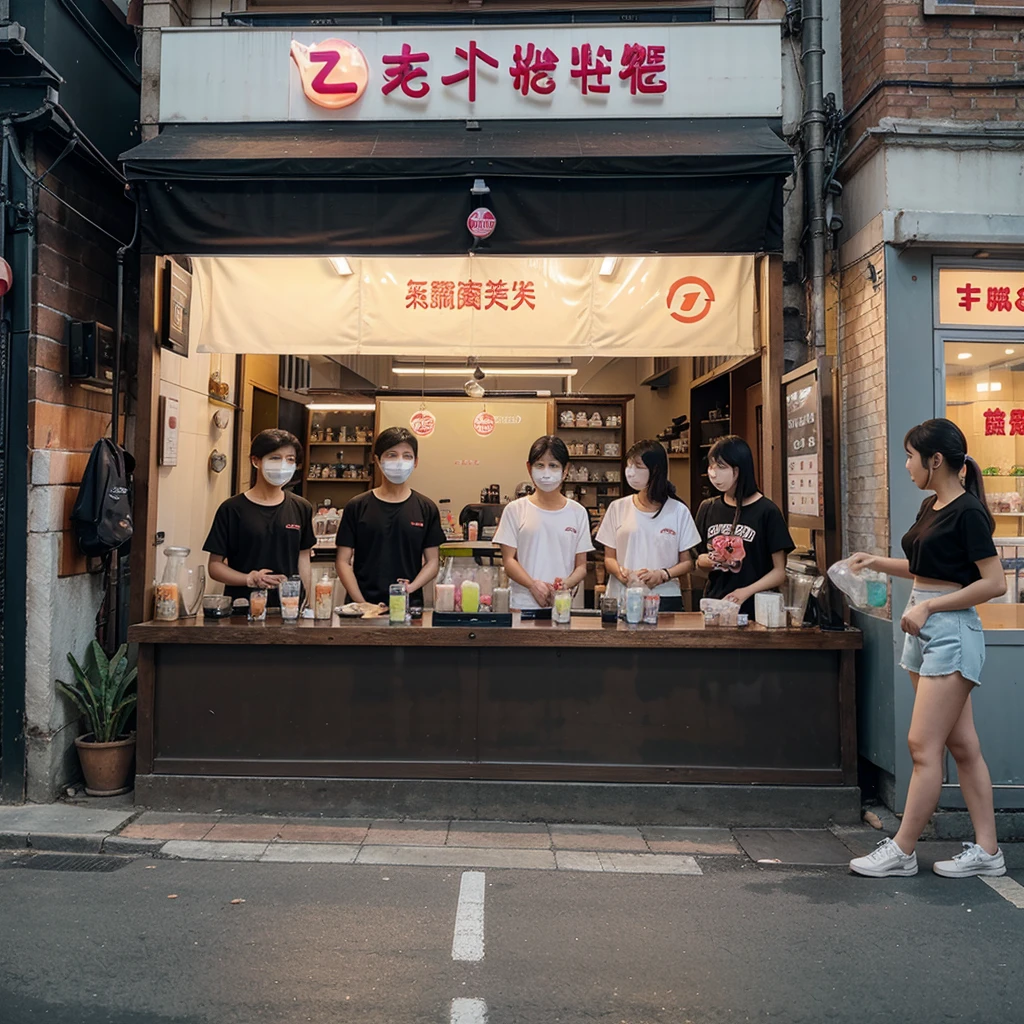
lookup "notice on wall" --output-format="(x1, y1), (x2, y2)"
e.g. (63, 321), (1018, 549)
(786, 375), (822, 520)
(159, 395), (180, 467)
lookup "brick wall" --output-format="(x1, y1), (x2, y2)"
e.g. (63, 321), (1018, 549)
(842, 0), (1024, 162)
(24, 135), (137, 801)
(838, 250), (889, 562)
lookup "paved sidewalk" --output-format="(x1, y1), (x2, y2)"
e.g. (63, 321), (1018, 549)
(3, 804), (1023, 875)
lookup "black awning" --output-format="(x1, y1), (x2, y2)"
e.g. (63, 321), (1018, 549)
(122, 119), (793, 255)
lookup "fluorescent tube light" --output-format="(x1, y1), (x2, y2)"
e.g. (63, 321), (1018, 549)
(392, 367), (577, 377)
(306, 403), (375, 411)
(957, 352), (971, 360)
(328, 257), (353, 276)
(977, 382), (1002, 393)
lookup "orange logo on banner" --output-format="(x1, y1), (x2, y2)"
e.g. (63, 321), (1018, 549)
(409, 409), (436, 437)
(473, 411), (496, 436)
(291, 39), (369, 109)
(667, 276), (715, 324)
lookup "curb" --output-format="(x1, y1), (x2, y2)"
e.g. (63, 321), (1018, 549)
(0, 832), (108, 854)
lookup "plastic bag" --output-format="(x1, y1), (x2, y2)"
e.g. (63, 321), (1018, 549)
(827, 560), (888, 609)
(700, 598), (739, 627)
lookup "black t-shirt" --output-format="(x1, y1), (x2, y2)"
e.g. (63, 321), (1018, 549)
(901, 492), (997, 586)
(695, 495), (795, 615)
(203, 491), (315, 603)
(334, 490), (446, 605)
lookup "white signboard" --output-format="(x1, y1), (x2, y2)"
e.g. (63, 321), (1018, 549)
(190, 254), (756, 359)
(159, 24), (782, 123)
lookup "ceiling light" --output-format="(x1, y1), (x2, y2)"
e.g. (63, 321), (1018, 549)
(599, 257), (619, 277)
(1007, 349), (1016, 355)
(306, 403), (375, 411)
(328, 257), (353, 276)
(392, 366), (578, 377)
(957, 352), (971, 360)
(991, 381), (1003, 391)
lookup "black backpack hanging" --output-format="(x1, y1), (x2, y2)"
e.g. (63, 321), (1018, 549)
(71, 438), (136, 558)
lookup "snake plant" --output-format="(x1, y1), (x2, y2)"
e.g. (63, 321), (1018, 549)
(57, 641), (137, 743)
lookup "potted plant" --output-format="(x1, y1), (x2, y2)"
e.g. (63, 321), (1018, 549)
(57, 641), (138, 796)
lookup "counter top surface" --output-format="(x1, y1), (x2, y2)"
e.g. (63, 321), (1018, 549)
(129, 612), (861, 649)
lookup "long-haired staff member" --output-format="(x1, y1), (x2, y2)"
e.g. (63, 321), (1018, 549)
(597, 439), (700, 612)
(847, 418), (1005, 880)
(334, 427), (445, 609)
(494, 435), (594, 610)
(204, 428), (314, 604)
(694, 435), (794, 617)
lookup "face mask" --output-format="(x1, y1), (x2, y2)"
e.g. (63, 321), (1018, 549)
(261, 459), (295, 487)
(381, 459), (415, 484)
(531, 466), (564, 493)
(625, 466), (649, 491)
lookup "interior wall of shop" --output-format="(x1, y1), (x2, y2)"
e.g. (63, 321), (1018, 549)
(23, 138), (138, 802)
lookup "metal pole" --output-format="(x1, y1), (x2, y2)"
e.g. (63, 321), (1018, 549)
(802, 0), (827, 352)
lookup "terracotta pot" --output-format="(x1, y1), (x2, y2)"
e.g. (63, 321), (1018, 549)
(74, 733), (136, 797)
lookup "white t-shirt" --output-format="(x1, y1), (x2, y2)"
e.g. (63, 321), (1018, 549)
(596, 496), (701, 600)
(493, 496), (595, 609)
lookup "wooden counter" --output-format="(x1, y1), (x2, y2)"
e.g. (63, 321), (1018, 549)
(129, 613), (861, 789)
(129, 612), (862, 650)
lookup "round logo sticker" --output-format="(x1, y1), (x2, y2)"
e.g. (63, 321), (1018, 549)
(410, 409), (436, 437)
(467, 208), (497, 239)
(473, 411), (496, 437)
(290, 39), (369, 110)
(666, 276), (715, 324)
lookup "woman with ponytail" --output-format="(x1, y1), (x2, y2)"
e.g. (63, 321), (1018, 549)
(848, 418), (1006, 880)
(596, 440), (700, 611)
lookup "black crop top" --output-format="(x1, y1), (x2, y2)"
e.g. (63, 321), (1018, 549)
(901, 493), (998, 586)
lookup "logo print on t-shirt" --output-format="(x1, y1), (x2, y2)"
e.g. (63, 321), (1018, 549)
(410, 521), (424, 528)
(660, 528), (677, 536)
(564, 526), (578, 534)
(285, 523), (301, 531)
(709, 534), (746, 574)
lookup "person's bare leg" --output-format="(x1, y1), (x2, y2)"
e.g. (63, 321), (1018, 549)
(894, 672), (974, 855)
(945, 692), (998, 855)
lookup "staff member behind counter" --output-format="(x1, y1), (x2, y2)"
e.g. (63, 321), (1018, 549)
(204, 429), (315, 604)
(334, 427), (446, 609)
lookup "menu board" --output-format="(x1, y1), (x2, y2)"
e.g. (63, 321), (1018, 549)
(786, 372), (823, 522)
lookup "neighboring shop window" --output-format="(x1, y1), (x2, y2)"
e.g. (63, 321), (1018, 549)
(945, 340), (1024, 602)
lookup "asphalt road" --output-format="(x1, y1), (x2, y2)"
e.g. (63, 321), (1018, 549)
(1, 852), (1021, 1024)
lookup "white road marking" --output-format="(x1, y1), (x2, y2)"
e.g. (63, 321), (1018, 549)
(451, 870), (486, 962)
(980, 875), (1024, 908)
(450, 997), (488, 1024)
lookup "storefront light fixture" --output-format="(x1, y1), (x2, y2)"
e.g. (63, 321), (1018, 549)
(1006, 348), (1016, 355)
(328, 257), (353, 276)
(392, 366), (577, 377)
(306, 403), (376, 411)
(957, 352), (972, 360)
(599, 257), (619, 277)
(977, 382), (1002, 393)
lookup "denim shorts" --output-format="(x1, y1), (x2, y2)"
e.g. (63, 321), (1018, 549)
(899, 587), (986, 685)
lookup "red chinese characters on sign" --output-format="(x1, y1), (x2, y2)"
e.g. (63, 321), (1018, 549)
(382, 43), (430, 97)
(441, 40), (500, 102)
(985, 408), (1008, 435)
(619, 44), (667, 95)
(956, 281), (1024, 314)
(988, 287), (1012, 313)
(571, 43), (613, 94)
(1012, 409), (1024, 436)
(405, 279), (535, 312)
(509, 44), (559, 95)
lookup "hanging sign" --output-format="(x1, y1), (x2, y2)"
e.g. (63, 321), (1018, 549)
(409, 409), (437, 437)
(159, 24), (782, 123)
(473, 411), (496, 437)
(467, 208), (496, 240)
(191, 254), (756, 359)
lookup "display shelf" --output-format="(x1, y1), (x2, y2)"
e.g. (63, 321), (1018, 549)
(307, 476), (372, 483)
(208, 396), (239, 410)
(309, 441), (372, 447)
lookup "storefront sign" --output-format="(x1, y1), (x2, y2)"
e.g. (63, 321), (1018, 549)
(467, 208), (496, 240)
(785, 374), (822, 520)
(159, 24), (782, 122)
(938, 268), (1024, 328)
(190, 254), (756, 358)
(409, 409), (436, 437)
(473, 411), (496, 437)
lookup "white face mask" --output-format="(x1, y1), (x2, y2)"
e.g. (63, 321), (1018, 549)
(531, 466), (564, 493)
(261, 458), (295, 487)
(625, 465), (649, 491)
(381, 458), (415, 484)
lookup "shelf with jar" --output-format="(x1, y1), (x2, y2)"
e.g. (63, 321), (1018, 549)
(304, 406), (376, 507)
(554, 396), (631, 492)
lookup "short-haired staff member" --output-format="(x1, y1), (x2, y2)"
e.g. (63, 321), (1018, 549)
(204, 429), (315, 605)
(334, 427), (446, 608)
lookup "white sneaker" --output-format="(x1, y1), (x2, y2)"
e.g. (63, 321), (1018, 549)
(849, 837), (918, 878)
(932, 842), (1006, 878)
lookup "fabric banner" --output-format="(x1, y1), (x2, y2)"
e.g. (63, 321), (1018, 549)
(192, 254), (755, 358)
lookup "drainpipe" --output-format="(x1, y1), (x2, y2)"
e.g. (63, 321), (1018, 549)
(802, 0), (826, 351)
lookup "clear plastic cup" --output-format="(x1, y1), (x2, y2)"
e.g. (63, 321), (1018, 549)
(280, 576), (301, 621)
(248, 589), (268, 621)
(642, 593), (661, 625)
